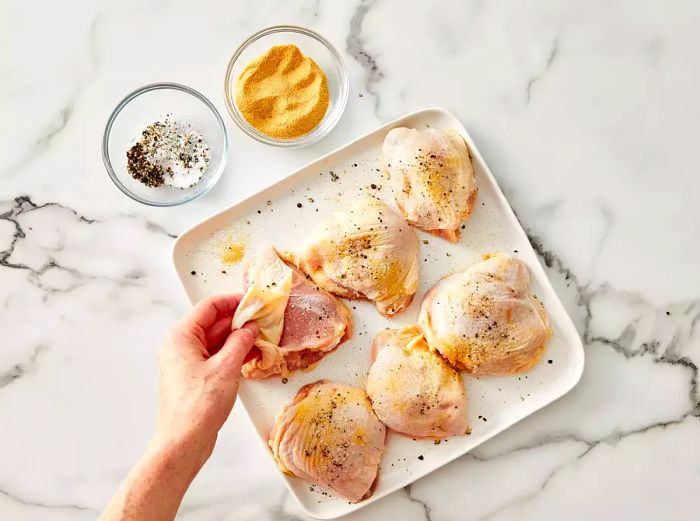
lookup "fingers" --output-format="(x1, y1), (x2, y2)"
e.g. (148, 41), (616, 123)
(178, 294), (243, 334)
(206, 315), (234, 355)
(212, 321), (259, 376)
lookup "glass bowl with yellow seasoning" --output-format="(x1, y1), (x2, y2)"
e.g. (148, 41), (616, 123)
(224, 26), (349, 147)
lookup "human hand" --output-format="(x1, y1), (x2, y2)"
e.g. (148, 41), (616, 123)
(99, 295), (258, 521)
(152, 294), (258, 466)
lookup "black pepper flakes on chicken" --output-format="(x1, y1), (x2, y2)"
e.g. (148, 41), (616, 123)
(269, 380), (386, 502)
(366, 327), (468, 438)
(280, 195), (419, 317)
(418, 254), (550, 375)
(382, 127), (477, 242)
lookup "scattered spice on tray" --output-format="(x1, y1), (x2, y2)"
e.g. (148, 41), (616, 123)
(235, 44), (329, 139)
(218, 231), (248, 265)
(222, 242), (246, 264)
(126, 115), (210, 189)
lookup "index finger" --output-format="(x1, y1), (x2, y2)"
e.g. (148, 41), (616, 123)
(179, 294), (243, 333)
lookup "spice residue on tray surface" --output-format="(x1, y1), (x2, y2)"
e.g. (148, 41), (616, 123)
(235, 44), (329, 139)
(126, 115), (210, 189)
(222, 241), (246, 264)
(218, 232), (248, 265)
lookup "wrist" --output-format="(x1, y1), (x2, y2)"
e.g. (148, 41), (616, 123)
(146, 430), (216, 479)
(109, 434), (213, 520)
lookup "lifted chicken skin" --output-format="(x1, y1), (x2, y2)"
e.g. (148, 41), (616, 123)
(418, 254), (550, 375)
(282, 195), (420, 317)
(367, 326), (468, 439)
(269, 380), (387, 502)
(382, 127), (477, 242)
(232, 247), (352, 379)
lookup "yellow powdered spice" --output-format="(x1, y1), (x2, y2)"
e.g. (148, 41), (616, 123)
(235, 44), (329, 139)
(222, 242), (246, 264)
(218, 231), (248, 265)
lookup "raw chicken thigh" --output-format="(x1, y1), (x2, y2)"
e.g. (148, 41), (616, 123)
(269, 380), (387, 502)
(232, 247), (352, 379)
(382, 127), (477, 242)
(282, 195), (420, 317)
(366, 326), (468, 439)
(418, 254), (550, 376)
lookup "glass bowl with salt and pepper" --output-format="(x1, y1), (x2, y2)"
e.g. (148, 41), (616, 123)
(102, 83), (228, 207)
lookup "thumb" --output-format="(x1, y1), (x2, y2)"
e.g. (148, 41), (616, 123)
(214, 321), (258, 376)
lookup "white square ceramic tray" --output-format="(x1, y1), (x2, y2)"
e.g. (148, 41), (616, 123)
(172, 108), (584, 519)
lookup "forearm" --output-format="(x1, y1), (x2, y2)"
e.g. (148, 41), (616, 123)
(99, 435), (213, 521)
(100, 295), (255, 520)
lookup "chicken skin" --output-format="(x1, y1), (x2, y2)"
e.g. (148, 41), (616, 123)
(418, 254), (550, 375)
(282, 195), (420, 317)
(366, 326), (468, 439)
(232, 248), (352, 379)
(269, 380), (387, 502)
(382, 127), (477, 242)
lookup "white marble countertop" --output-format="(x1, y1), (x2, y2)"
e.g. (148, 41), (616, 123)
(2, 1), (699, 520)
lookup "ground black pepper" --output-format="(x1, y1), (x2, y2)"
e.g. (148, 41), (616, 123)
(126, 143), (165, 187)
(126, 116), (209, 189)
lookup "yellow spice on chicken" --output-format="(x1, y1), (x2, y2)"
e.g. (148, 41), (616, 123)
(418, 254), (550, 376)
(281, 195), (420, 317)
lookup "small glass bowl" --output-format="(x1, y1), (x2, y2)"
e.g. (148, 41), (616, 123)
(103, 83), (228, 207)
(224, 25), (349, 147)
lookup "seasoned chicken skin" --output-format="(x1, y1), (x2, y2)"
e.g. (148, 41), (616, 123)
(232, 248), (352, 379)
(418, 254), (550, 375)
(366, 326), (468, 438)
(269, 380), (387, 502)
(382, 127), (477, 242)
(282, 195), (419, 317)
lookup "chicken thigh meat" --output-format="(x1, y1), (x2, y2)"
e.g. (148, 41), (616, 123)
(382, 127), (477, 242)
(232, 247), (352, 379)
(419, 254), (550, 375)
(282, 195), (420, 317)
(367, 326), (468, 439)
(270, 380), (387, 502)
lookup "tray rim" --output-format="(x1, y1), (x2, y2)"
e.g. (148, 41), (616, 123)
(172, 107), (585, 519)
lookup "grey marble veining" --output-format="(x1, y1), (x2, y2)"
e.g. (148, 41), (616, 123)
(2, 0), (700, 520)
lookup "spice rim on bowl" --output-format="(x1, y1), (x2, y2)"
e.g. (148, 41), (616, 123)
(224, 25), (349, 148)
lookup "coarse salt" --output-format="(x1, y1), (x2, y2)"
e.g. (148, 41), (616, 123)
(127, 115), (210, 189)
